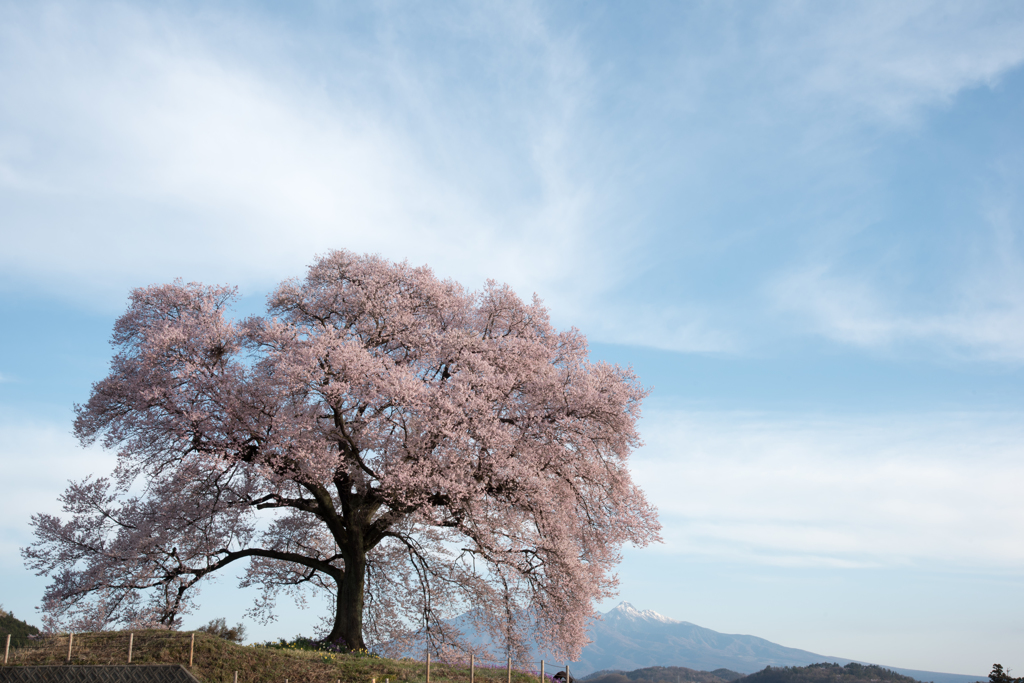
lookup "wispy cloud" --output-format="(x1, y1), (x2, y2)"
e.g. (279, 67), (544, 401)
(770, 222), (1024, 360)
(753, 2), (1024, 125)
(635, 409), (1024, 569)
(0, 2), (614, 315)
(3, 1), (1024, 357)
(558, 2), (1024, 355)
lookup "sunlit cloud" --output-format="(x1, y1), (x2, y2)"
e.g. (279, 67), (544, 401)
(0, 1), (611, 318)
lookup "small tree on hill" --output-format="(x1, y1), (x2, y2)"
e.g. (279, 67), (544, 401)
(989, 665), (1024, 683)
(197, 618), (246, 643)
(23, 250), (661, 658)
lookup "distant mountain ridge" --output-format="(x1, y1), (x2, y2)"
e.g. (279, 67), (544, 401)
(398, 601), (982, 683)
(582, 662), (926, 683)
(577, 602), (853, 676)
(575, 603), (981, 683)
(581, 663), (746, 683)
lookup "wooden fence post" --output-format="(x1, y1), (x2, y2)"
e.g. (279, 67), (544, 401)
(426, 652), (431, 683)
(567, 664), (570, 683)
(471, 654), (475, 683)
(507, 657), (512, 683)
(233, 671), (238, 683)
(189, 633), (194, 667)
(540, 661), (544, 683)
(5, 634), (10, 665)
(128, 633), (134, 664)
(67, 633), (74, 663)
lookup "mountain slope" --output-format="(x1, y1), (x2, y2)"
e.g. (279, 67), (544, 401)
(577, 603), (852, 675)
(424, 602), (982, 683)
(577, 603), (982, 683)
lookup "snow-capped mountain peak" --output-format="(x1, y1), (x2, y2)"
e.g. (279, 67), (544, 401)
(605, 601), (680, 624)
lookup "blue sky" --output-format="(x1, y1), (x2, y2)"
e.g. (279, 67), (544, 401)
(1, 0), (1023, 676)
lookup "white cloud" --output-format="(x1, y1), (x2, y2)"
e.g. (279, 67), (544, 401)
(770, 241), (1024, 360)
(582, 302), (740, 354)
(603, 3), (1024, 357)
(0, 2), (615, 316)
(769, 265), (912, 348)
(749, 2), (1024, 125)
(3, 1), (1024, 357)
(634, 409), (1024, 569)
(572, 3), (1024, 356)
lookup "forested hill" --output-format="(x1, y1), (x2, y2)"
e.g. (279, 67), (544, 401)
(586, 663), (930, 683)
(730, 663), (923, 683)
(584, 665), (746, 683)
(0, 606), (40, 647)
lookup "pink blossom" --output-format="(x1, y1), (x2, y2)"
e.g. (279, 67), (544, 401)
(23, 250), (661, 658)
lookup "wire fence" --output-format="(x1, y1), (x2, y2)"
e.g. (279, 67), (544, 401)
(1, 631), (577, 683)
(2, 631), (197, 667)
(419, 652), (574, 683)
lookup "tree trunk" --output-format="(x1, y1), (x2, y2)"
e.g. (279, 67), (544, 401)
(326, 544), (367, 651)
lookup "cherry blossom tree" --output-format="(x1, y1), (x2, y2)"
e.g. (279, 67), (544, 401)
(23, 250), (660, 657)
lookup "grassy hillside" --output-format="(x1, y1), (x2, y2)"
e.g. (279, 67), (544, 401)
(0, 630), (547, 683)
(0, 606), (41, 648)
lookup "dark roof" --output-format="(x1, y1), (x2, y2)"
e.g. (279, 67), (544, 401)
(0, 665), (201, 683)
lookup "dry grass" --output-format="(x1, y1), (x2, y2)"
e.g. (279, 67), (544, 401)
(2, 631), (549, 683)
